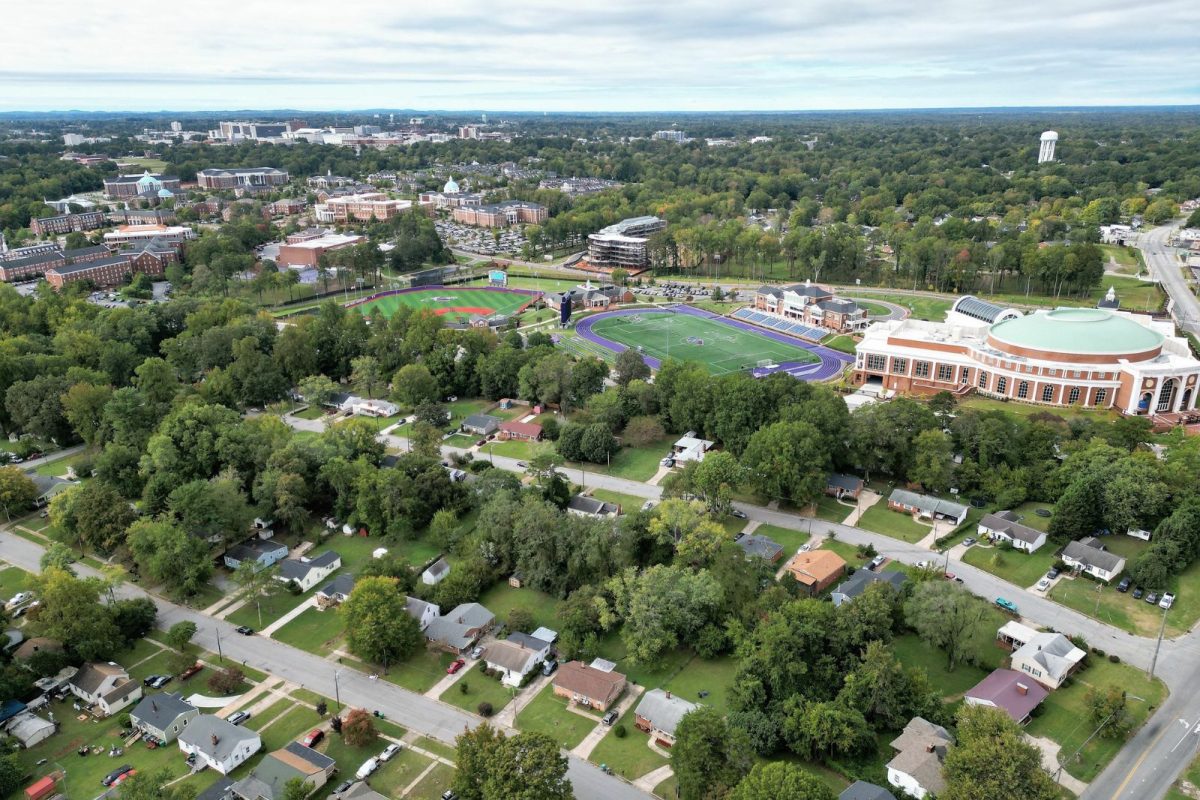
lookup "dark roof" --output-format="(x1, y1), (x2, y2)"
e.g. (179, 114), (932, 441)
(840, 781), (898, 800)
(131, 692), (195, 730)
(318, 573), (355, 598)
(827, 473), (864, 492)
(505, 632), (551, 651)
(1, 251), (63, 270)
(70, 662), (126, 695)
(1062, 538), (1125, 573)
(226, 539), (287, 563)
(196, 777), (234, 800)
(62, 245), (110, 260)
(965, 669), (1048, 722)
(834, 569), (907, 601)
(566, 495), (619, 516)
(979, 510), (1045, 545)
(277, 551), (340, 582)
(816, 298), (860, 314)
(49, 255), (131, 275)
(952, 295), (1010, 323)
(734, 534), (783, 561)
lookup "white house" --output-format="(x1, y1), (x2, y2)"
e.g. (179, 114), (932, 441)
(350, 398), (398, 418)
(421, 557), (450, 586)
(276, 552), (342, 593)
(484, 633), (550, 687)
(68, 662), (143, 717)
(672, 435), (714, 464)
(1061, 537), (1126, 583)
(1009, 632), (1087, 690)
(886, 717), (950, 799)
(178, 715), (262, 775)
(316, 574), (355, 610)
(404, 596), (441, 631)
(977, 511), (1047, 554)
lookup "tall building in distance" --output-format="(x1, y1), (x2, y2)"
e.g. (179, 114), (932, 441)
(652, 129), (687, 143)
(196, 167), (290, 190)
(1038, 131), (1058, 163)
(586, 216), (667, 272)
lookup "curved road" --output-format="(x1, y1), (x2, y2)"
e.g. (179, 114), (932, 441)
(1138, 222), (1200, 336)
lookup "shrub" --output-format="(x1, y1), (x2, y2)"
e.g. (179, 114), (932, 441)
(614, 724), (627, 739)
(477, 702), (494, 717)
(506, 607), (534, 634)
(341, 708), (377, 747)
(1092, 648), (1106, 658)
(1108, 654), (1120, 663)
(117, 713), (131, 729)
(459, 682), (469, 695)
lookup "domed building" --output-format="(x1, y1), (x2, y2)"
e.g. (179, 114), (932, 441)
(854, 297), (1200, 416)
(443, 176), (460, 194)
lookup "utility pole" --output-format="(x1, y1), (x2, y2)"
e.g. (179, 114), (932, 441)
(1149, 605), (1170, 681)
(214, 627), (223, 662)
(334, 670), (342, 711)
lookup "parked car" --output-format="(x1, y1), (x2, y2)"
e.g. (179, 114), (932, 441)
(227, 711), (251, 726)
(235, 626), (254, 636)
(962, 537), (977, 547)
(602, 710), (619, 726)
(356, 757), (380, 780)
(179, 662), (203, 681)
(1047, 568), (1061, 579)
(995, 597), (1019, 614)
(659, 457), (675, 467)
(641, 500), (656, 512)
(441, 791), (459, 800)
(446, 659), (466, 675)
(102, 766), (133, 786)
(867, 556), (886, 572)
(144, 675), (171, 689)
(1161, 593), (1176, 610)
(112, 770), (137, 786)
(1132, 587), (1145, 600)
(380, 743), (402, 761)
(915, 561), (929, 569)
(303, 729), (324, 748)
(542, 659), (559, 677)
(730, 509), (748, 520)
(1145, 592), (1160, 605)
(5, 591), (32, 609)
(333, 781), (354, 796)
(1035, 578), (1051, 592)
(515, 461), (528, 469)
(469, 646), (484, 660)
(1116, 577), (1132, 593)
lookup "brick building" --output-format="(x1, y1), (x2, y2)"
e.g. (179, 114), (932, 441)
(451, 200), (548, 228)
(196, 167), (289, 190)
(317, 193), (425, 223)
(30, 211), (107, 237)
(45, 255), (135, 289)
(103, 224), (194, 249)
(276, 233), (364, 268)
(0, 245), (109, 283)
(103, 172), (182, 199)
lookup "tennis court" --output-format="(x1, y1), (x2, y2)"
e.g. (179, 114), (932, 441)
(347, 286), (540, 319)
(580, 307), (820, 376)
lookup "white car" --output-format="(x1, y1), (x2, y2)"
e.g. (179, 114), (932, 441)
(356, 758), (379, 780)
(1160, 593), (1176, 610)
(1035, 578), (1051, 592)
(916, 561), (929, 569)
(380, 743), (402, 762)
(5, 592), (32, 609)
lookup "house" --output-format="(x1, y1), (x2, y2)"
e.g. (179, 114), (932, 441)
(340, 783), (389, 800)
(1061, 537), (1126, 582)
(68, 662), (143, 716)
(178, 715), (262, 775)
(826, 473), (864, 500)
(4, 713), (55, 748)
(12, 637), (63, 663)
(484, 636), (550, 687)
(552, 660), (627, 712)
(634, 689), (698, 746)
(196, 778), (235, 800)
(531, 626), (558, 644)
(230, 742), (336, 800)
(964, 668), (1048, 724)
(130, 692), (198, 743)
(223, 539), (289, 570)
(29, 474), (75, 508)
(978, 511), (1048, 554)
(886, 717), (952, 799)
(508, 571), (525, 589)
(405, 596), (441, 631)
(996, 620), (1038, 650)
(1009, 632), (1086, 690)
(672, 435), (714, 464)
(425, 603), (495, 652)
(839, 781), (898, 800)
(316, 574), (355, 609)
(783, 550), (846, 595)
(733, 534), (784, 563)
(499, 420), (543, 441)
(276, 552), (342, 593)
(421, 557), (450, 585)
(349, 398), (398, 418)
(832, 570), (907, 607)
(887, 489), (968, 525)
(462, 414), (501, 436)
(566, 494), (620, 518)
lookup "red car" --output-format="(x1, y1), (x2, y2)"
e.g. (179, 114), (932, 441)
(446, 659), (466, 675)
(303, 729), (324, 748)
(112, 770), (137, 786)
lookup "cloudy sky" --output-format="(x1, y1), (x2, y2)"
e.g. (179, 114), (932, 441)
(6, 0), (1199, 111)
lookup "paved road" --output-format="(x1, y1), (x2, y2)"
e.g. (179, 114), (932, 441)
(0, 530), (649, 800)
(1139, 222), (1200, 335)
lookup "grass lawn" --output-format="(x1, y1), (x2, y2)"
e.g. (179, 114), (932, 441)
(1026, 658), (1166, 782)
(440, 672), (515, 716)
(1169, 750), (1200, 800)
(0, 565), (35, 597)
(406, 762), (457, 800)
(364, 747), (434, 796)
(1012, 501), (1055, 533)
(260, 704), (323, 751)
(443, 433), (478, 448)
(34, 451), (91, 477)
(653, 775), (678, 799)
(750, 523), (810, 557)
(246, 698), (297, 731)
(962, 544), (1058, 588)
(589, 726), (669, 780)
(595, 635), (694, 690)
(599, 436), (675, 482)
(958, 395), (1118, 422)
(226, 588), (312, 632)
(856, 505), (933, 543)
(127, 650), (179, 684)
(487, 439), (539, 460)
(589, 489), (645, 513)
(415, 736), (458, 761)
(806, 494), (854, 523)
(380, 649), (461, 694)
(853, 293), (952, 322)
(658, 655), (738, 716)
(890, 634), (989, 699)
(292, 405), (326, 420)
(514, 684), (599, 750)
(446, 398), (492, 423)
(1051, 550), (1200, 638)
(823, 334), (859, 354)
(478, 582), (565, 632)
(818, 538), (872, 568)
(273, 607), (345, 655)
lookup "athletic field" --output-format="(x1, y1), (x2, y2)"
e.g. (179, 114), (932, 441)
(347, 286), (540, 320)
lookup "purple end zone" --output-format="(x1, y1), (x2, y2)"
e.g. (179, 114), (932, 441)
(575, 305), (853, 381)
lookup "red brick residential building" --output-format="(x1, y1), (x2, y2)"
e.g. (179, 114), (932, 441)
(276, 233), (364, 268)
(451, 200), (548, 228)
(0, 245), (109, 282)
(45, 255), (134, 289)
(31, 211), (107, 237)
(196, 167), (289, 190)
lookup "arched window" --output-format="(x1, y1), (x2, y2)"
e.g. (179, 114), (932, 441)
(1017, 381), (1029, 399)
(1041, 385), (1054, 403)
(1068, 387), (1080, 404)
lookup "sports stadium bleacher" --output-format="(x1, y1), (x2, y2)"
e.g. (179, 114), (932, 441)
(732, 308), (829, 342)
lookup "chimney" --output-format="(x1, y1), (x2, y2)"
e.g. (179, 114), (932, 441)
(664, 691), (671, 700)
(211, 733), (219, 747)
(926, 743), (936, 753)
(1016, 683), (1029, 696)
(151, 701), (157, 712)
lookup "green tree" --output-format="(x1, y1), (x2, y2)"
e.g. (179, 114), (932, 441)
(165, 620), (198, 653)
(278, 778), (310, 800)
(1085, 685), (1132, 739)
(50, 480), (137, 555)
(728, 762), (835, 800)
(454, 721), (507, 800)
(351, 355), (385, 399)
(942, 705), (1059, 800)
(0, 466), (37, 520)
(341, 576), (424, 667)
(622, 414), (664, 447)
(297, 374), (339, 408)
(837, 641), (942, 730)
(614, 348), (651, 387)
(167, 477), (253, 546)
(781, 698), (873, 760)
(691, 451), (743, 514)
(904, 580), (988, 671)
(910, 429), (954, 493)
(392, 363), (440, 406)
(39, 541), (76, 572)
(0, 755), (22, 799)
(61, 381), (113, 446)
(33, 567), (121, 661)
(674, 706), (754, 800)
(127, 518), (214, 599)
(113, 768), (197, 800)
(741, 421), (829, 506)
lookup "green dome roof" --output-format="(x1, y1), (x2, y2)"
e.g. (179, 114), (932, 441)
(989, 309), (1163, 355)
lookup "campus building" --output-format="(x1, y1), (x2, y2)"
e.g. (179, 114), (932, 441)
(451, 200), (548, 228)
(315, 193), (426, 223)
(276, 232), (364, 268)
(0, 245), (110, 283)
(196, 167), (290, 190)
(586, 216), (666, 271)
(103, 224), (194, 249)
(103, 171), (182, 199)
(753, 282), (869, 333)
(853, 296), (1200, 418)
(30, 211), (107, 237)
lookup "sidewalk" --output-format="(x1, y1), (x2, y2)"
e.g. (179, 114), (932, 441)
(261, 596), (317, 638)
(571, 687), (643, 760)
(632, 764), (673, 792)
(493, 672), (552, 728)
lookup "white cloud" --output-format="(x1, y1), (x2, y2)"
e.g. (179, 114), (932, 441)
(4, 0), (1198, 110)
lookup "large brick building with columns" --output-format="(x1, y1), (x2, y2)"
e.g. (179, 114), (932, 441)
(854, 296), (1200, 417)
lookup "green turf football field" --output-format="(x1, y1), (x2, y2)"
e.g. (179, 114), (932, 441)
(351, 287), (535, 319)
(588, 311), (819, 375)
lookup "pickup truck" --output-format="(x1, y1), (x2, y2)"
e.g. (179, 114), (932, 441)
(995, 597), (1019, 614)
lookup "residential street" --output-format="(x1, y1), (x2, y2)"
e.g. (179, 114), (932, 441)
(1138, 221), (1200, 335)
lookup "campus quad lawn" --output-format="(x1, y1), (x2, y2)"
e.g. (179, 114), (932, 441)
(856, 505), (932, 543)
(957, 395), (1118, 422)
(478, 582), (564, 632)
(1026, 658), (1166, 782)
(272, 607), (346, 656)
(589, 489), (645, 512)
(962, 544), (1058, 588)
(588, 310), (819, 376)
(440, 672), (515, 716)
(514, 683), (599, 750)
(406, 762), (457, 800)
(747, 523), (810, 557)
(589, 725), (669, 781)
(889, 634), (989, 699)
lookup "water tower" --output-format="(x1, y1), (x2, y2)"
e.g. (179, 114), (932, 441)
(1038, 131), (1058, 163)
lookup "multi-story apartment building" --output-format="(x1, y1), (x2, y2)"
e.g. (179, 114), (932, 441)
(30, 211), (108, 237)
(196, 167), (289, 190)
(451, 200), (548, 228)
(103, 224), (194, 249)
(652, 129), (688, 142)
(318, 193), (425, 223)
(586, 216), (667, 270)
(0, 245), (110, 283)
(0, 241), (61, 262)
(45, 255), (135, 289)
(103, 172), (182, 200)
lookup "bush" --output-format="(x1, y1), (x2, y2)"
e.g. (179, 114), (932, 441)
(477, 702), (494, 717)
(613, 724), (627, 739)
(1092, 648), (1106, 658)
(506, 607), (534, 634)
(1108, 654), (1120, 663)
(540, 417), (560, 441)
(207, 666), (245, 695)
(117, 713), (131, 729)
(459, 682), (469, 695)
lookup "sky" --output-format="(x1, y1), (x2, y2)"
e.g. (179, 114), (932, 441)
(5, 0), (1200, 112)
